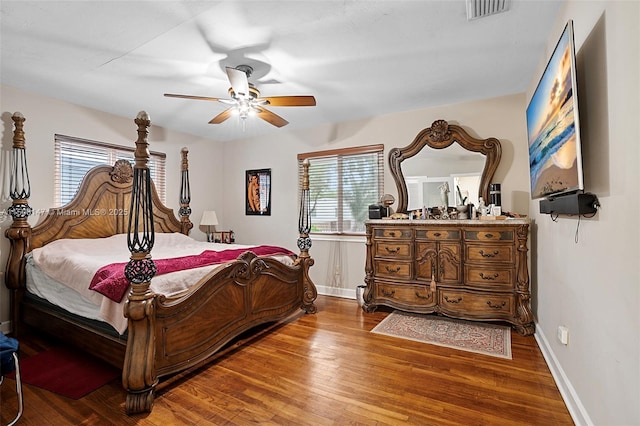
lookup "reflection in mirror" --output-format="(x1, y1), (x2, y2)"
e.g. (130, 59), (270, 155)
(403, 143), (486, 211)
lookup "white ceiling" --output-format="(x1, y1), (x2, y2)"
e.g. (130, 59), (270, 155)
(0, 0), (563, 142)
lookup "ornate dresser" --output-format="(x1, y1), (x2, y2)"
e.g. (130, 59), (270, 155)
(364, 219), (534, 336)
(368, 119), (534, 335)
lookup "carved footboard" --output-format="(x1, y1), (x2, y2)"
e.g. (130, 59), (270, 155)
(123, 254), (316, 414)
(154, 253), (309, 374)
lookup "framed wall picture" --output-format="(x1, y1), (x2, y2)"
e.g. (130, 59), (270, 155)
(246, 168), (271, 215)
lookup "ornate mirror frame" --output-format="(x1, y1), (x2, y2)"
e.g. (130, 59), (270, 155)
(389, 119), (502, 213)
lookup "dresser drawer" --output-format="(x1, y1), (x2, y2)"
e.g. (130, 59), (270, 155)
(375, 241), (412, 259)
(464, 228), (514, 242)
(373, 228), (412, 239)
(415, 228), (461, 241)
(466, 244), (514, 263)
(374, 260), (412, 279)
(464, 265), (514, 289)
(375, 282), (436, 306)
(438, 290), (514, 318)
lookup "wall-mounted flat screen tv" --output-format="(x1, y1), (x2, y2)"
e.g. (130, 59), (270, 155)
(526, 20), (584, 200)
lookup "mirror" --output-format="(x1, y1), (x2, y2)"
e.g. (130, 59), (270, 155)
(389, 120), (501, 213)
(402, 144), (485, 211)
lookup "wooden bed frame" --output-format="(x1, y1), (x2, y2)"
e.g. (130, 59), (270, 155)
(3, 111), (317, 414)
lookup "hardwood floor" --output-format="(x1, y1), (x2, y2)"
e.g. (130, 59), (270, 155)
(1, 295), (573, 425)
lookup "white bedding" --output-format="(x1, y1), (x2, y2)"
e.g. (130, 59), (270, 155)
(28, 233), (295, 334)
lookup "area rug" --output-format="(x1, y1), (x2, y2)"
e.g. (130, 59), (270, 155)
(11, 346), (120, 399)
(371, 311), (512, 359)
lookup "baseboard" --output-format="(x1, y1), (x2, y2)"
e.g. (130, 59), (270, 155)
(534, 323), (593, 426)
(316, 285), (356, 300)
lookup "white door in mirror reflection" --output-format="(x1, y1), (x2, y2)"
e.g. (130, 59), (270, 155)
(453, 174), (481, 207)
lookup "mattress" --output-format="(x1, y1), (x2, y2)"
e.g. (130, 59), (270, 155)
(26, 233), (295, 335)
(27, 253), (107, 324)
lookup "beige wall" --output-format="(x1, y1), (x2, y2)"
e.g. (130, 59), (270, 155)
(525, 1), (639, 425)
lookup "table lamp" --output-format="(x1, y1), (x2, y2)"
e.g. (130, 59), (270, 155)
(200, 210), (218, 242)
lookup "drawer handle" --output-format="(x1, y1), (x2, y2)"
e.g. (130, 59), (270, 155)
(385, 246), (401, 254)
(381, 289), (396, 297)
(479, 272), (499, 280)
(487, 300), (506, 310)
(485, 233), (494, 239)
(388, 231), (397, 237)
(384, 266), (401, 274)
(444, 295), (462, 304)
(415, 292), (430, 300)
(433, 232), (442, 237)
(479, 250), (499, 258)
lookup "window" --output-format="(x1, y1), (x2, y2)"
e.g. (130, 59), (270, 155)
(54, 134), (166, 206)
(298, 144), (384, 235)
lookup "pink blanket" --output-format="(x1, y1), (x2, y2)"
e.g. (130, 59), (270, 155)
(89, 245), (295, 302)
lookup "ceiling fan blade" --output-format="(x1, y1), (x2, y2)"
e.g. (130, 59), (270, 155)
(256, 106), (289, 128)
(164, 93), (222, 102)
(209, 108), (234, 124)
(226, 67), (250, 97)
(261, 95), (316, 107)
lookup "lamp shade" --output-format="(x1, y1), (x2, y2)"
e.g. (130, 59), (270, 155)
(200, 210), (218, 226)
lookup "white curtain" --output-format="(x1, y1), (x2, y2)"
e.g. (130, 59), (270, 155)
(325, 240), (349, 289)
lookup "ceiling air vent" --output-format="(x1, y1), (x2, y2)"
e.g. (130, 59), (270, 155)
(466, 0), (510, 20)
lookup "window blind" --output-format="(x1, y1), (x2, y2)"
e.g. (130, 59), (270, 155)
(298, 145), (384, 235)
(54, 135), (166, 206)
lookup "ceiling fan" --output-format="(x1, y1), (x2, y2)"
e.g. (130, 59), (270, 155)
(164, 65), (316, 128)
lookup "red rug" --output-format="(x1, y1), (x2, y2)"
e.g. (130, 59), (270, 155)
(11, 346), (120, 399)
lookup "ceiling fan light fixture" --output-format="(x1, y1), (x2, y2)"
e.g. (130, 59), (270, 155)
(165, 63), (315, 129)
(237, 101), (252, 120)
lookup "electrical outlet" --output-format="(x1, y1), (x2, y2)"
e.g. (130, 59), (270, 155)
(557, 326), (569, 345)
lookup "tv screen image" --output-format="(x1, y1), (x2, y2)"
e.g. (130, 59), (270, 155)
(526, 20), (584, 200)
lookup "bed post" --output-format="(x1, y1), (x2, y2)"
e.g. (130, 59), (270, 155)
(4, 112), (33, 337)
(122, 111), (158, 414)
(296, 159), (317, 313)
(179, 147), (193, 235)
